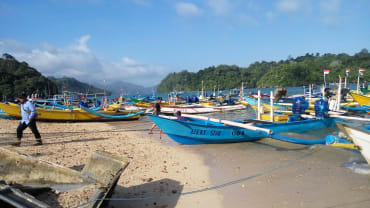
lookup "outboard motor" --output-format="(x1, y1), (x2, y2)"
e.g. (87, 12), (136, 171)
(78, 100), (88, 108)
(292, 97), (308, 115)
(314, 99), (329, 119)
(227, 99), (234, 105)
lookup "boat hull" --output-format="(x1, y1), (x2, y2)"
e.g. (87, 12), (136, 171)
(350, 93), (370, 107)
(0, 103), (141, 121)
(148, 114), (336, 144)
(337, 122), (370, 165)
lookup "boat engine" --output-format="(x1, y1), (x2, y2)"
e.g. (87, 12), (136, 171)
(314, 99), (329, 119)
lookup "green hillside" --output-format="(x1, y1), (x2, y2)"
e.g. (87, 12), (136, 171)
(0, 53), (58, 100)
(157, 49), (370, 93)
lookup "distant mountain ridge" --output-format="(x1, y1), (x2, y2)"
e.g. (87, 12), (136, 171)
(48, 76), (109, 95)
(94, 80), (157, 96)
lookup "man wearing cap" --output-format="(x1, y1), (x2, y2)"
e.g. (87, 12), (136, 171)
(12, 93), (42, 146)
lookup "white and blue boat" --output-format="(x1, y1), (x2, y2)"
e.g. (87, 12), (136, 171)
(336, 122), (370, 165)
(148, 114), (338, 145)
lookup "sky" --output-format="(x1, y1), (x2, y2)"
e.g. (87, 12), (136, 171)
(0, 0), (369, 87)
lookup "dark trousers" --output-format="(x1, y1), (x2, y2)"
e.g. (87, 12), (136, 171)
(17, 120), (41, 141)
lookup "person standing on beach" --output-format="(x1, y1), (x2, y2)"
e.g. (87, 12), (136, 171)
(149, 97), (162, 134)
(12, 93), (42, 146)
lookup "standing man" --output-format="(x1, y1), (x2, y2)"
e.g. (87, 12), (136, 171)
(149, 97), (162, 134)
(12, 93), (42, 146)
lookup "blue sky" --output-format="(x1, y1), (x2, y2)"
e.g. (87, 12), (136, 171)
(1, 0), (369, 87)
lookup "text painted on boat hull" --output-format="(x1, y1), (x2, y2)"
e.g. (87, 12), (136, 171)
(189, 129), (222, 136)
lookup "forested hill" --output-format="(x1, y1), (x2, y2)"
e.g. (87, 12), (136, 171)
(0, 53), (58, 99)
(157, 49), (370, 93)
(0, 53), (108, 100)
(48, 77), (109, 95)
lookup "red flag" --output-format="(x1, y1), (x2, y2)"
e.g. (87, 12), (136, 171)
(323, 69), (330, 75)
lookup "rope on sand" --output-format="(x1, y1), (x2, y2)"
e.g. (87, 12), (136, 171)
(74, 146), (323, 208)
(0, 128), (151, 145)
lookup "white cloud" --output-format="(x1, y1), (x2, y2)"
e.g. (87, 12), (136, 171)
(0, 36), (167, 87)
(320, 0), (341, 25)
(175, 2), (202, 17)
(276, 0), (312, 13)
(265, 11), (276, 21)
(207, 0), (233, 15)
(70, 35), (91, 53)
(320, 0), (341, 13)
(277, 0), (300, 12)
(132, 0), (151, 7)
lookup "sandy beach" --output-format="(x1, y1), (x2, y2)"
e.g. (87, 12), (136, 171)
(0, 117), (222, 208)
(1, 116), (370, 208)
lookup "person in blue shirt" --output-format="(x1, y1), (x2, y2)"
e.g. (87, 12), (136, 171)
(12, 93), (42, 146)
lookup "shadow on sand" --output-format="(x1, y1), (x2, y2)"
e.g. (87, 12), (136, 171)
(107, 178), (184, 208)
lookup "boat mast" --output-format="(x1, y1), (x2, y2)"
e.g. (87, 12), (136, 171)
(336, 76), (342, 111)
(357, 74), (360, 93)
(199, 80), (204, 100)
(257, 90), (261, 120)
(240, 82), (244, 98)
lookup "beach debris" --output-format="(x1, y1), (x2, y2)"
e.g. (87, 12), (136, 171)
(0, 147), (129, 208)
(0, 184), (50, 208)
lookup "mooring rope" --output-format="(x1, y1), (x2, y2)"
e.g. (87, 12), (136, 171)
(0, 127), (152, 145)
(74, 146), (323, 208)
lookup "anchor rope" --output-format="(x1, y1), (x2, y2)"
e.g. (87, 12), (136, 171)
(74, 146), (322, 208)
(0, 127), (153, 145)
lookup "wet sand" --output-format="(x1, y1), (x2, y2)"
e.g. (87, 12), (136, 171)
(1, 117), (370, 208)
(189, 140), (370, 208)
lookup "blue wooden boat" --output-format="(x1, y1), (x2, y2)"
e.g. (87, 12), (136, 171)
(148, 114), (338, 144)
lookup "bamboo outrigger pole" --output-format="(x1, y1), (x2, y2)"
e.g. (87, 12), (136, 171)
(182, 114), (273, 135)
(270, 91), (274, 122)
(257, 90), (261, 120)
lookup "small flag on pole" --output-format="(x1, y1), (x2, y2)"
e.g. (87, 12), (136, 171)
(346, 68), (350, 77)
(323, 69), (330, 75)
(359, 68), (365, 76)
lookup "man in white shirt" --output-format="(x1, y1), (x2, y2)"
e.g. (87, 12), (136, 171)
(12, 93), (42, 146)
